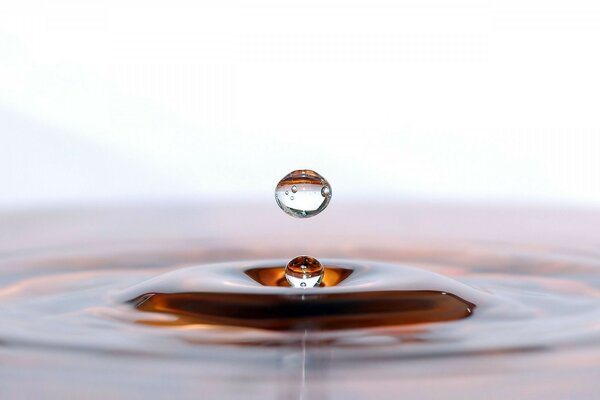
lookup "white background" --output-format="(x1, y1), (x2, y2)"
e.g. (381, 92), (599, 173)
(1, 1), (600, 209)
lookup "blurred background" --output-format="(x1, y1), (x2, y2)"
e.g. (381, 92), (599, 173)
(1, 0), (599, 210)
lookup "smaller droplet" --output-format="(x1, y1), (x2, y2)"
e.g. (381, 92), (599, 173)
(321, 186), (330, 197)
(291, 185), (298, 193)
(285, 255), (324, 288)
(285, 191), (289, 195)
(290, 196), (294, 200)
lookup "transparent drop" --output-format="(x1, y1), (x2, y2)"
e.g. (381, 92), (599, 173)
(275, 170), (332, 218)
(285, 255), (324, 288)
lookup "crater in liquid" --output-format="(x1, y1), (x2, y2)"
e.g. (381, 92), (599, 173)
(129, 262), (476, 331)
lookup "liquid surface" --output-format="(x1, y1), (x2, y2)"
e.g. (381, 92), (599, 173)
(1, 204), (600, 399)
(275, 169), (331, 218)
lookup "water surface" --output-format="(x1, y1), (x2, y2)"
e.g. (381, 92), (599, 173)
(1, 204), (599, 399)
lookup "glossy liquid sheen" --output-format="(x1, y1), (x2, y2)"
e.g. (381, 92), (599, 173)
(130, 261), (475, 331)
(1, 204), (600, 399)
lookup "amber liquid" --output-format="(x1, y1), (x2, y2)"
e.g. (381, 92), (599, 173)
(134, 290), (474, 331)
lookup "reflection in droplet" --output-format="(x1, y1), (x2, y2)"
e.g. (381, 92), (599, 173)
(285, 255), (324, 288)
(275, 170), (332, 218)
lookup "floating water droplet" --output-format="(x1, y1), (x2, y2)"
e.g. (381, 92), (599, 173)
(275, 170), (332, 218)
(285, 255), (324, 288)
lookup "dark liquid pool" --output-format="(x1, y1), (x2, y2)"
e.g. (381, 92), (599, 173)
(1, 204), (600, 399)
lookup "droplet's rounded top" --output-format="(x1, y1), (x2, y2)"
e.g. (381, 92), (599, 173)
(275, 169), (332, 218)
(285, 255), (325, 288)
